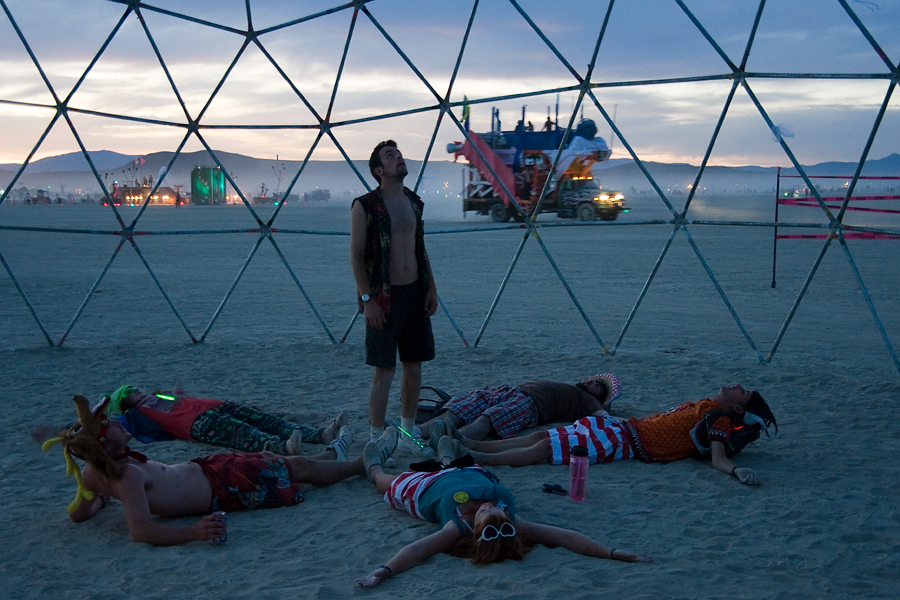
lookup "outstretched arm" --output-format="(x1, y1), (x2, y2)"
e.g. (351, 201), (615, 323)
(515, 517), (652, 563)
(711, 440), (760, 485)
(357, 521), (460, 588)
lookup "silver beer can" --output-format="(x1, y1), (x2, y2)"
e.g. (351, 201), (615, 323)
(212, 511), (227, 544)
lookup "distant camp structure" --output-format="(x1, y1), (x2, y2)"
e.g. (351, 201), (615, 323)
(114, 185), (180, 205)
(191, 166), (226, 205)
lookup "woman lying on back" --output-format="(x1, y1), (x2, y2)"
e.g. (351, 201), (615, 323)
(357, 432), (652, 588)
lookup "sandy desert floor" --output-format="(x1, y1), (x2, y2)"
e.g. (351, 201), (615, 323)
(1, 198), (898, 599)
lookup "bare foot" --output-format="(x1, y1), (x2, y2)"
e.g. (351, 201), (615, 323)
(320, 410), (348, 445)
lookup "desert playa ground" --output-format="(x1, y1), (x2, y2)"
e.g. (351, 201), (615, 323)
(1, 198), (898, 599)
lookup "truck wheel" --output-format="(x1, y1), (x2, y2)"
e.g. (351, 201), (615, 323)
(578, 203), (596, 221)
(600, 210), (618, 221)
(490, 203), (510, 223)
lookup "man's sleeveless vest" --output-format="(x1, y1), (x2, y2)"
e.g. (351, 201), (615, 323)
(352, 187), (430, 311)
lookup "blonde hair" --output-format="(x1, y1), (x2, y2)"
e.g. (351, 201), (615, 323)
(452, 513), (533, 566)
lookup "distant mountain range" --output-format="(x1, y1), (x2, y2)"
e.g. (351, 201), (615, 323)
(4, 150), (898, 176)
(2, 150), (898, 196)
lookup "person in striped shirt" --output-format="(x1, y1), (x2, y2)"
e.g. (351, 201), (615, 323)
(434, 384), (777, 486)
(356, 437), (652, 588)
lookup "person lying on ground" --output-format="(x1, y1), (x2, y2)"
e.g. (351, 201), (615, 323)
(92, 384), (349, 458)
(42, 395), (392, 546)
(356, 437), (651, 588)
(419, 373), (622, 442)
(434, 384), (777, 486)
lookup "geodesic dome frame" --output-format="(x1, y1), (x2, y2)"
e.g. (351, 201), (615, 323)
(1, 0), (898, 375)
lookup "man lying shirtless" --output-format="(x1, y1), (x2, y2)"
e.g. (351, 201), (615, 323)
(44, 395), (398, 546)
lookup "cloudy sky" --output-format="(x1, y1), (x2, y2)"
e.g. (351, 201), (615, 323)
(1, 0), (897, 170)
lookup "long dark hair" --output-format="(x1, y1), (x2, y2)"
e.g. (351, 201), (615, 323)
(451, 513), (533, 566)
(746, 391), (778, 433)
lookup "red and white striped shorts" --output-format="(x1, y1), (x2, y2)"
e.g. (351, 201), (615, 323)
(546, 415), (635, 465)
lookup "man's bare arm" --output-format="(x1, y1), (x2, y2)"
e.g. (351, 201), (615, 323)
(421, 250), (438, 317)
(711, 441), (760, 485)
(350, 201), (386, 330)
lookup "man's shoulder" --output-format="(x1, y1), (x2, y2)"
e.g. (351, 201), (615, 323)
(82, 460), (138, 495)
(353, 188), (382, 205)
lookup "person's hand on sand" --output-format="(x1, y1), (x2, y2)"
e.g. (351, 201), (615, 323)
(734, 467), (760, 486)
(195, 513), (227, 542)
(356, 565), (391, 588)
(424, 287), (438, 317)
(364, 301), (386, 331)
(614, 551), (654, 563)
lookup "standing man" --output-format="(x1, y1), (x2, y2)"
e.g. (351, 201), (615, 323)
(351, 140), (438, 456)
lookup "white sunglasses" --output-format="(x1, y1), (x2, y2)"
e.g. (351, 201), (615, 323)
(478, 522), (516, 542)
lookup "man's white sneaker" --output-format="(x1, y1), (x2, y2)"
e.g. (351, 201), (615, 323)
(386, 419), (435, 457)
(396, 429), (435, 457)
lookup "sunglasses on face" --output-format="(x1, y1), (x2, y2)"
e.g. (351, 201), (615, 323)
(477, 522), (516, 542)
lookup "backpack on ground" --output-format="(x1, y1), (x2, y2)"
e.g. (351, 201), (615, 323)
(415, 385), (452, 424)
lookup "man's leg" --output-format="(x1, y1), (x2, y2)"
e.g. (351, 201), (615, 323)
(469, 439), (551, 467)
(449, 436), (552, 467)
(420, 410), (465, 437)
(458, 415), (493, 440)
(221, 402), (321, 445)
(286, 455), (365, 486)
(396, 361), (434, 456)
(425, 412), (492, 440)
(369, 464), (400, 494)
(191, 405), (286, 453)
(368, 366), (396, 429)
(463, 429), (547, 453)
(399, 361), (422, 422)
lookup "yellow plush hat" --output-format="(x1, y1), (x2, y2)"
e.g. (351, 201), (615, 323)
(43, 395), (122, 513)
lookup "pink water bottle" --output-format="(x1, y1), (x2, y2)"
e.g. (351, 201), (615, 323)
(569, 445), (589, 501)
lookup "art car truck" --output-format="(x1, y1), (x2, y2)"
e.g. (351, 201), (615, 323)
(448, 115), (628, 222)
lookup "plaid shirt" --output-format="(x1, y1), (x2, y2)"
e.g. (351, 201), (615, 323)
(352, 186), (430, 312)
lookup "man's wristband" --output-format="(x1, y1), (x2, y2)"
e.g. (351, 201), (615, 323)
(731, 467), (738, 478)
(378, 565), (392, 578)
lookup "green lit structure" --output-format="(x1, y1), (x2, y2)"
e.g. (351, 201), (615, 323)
(191, 166), (225, 205)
